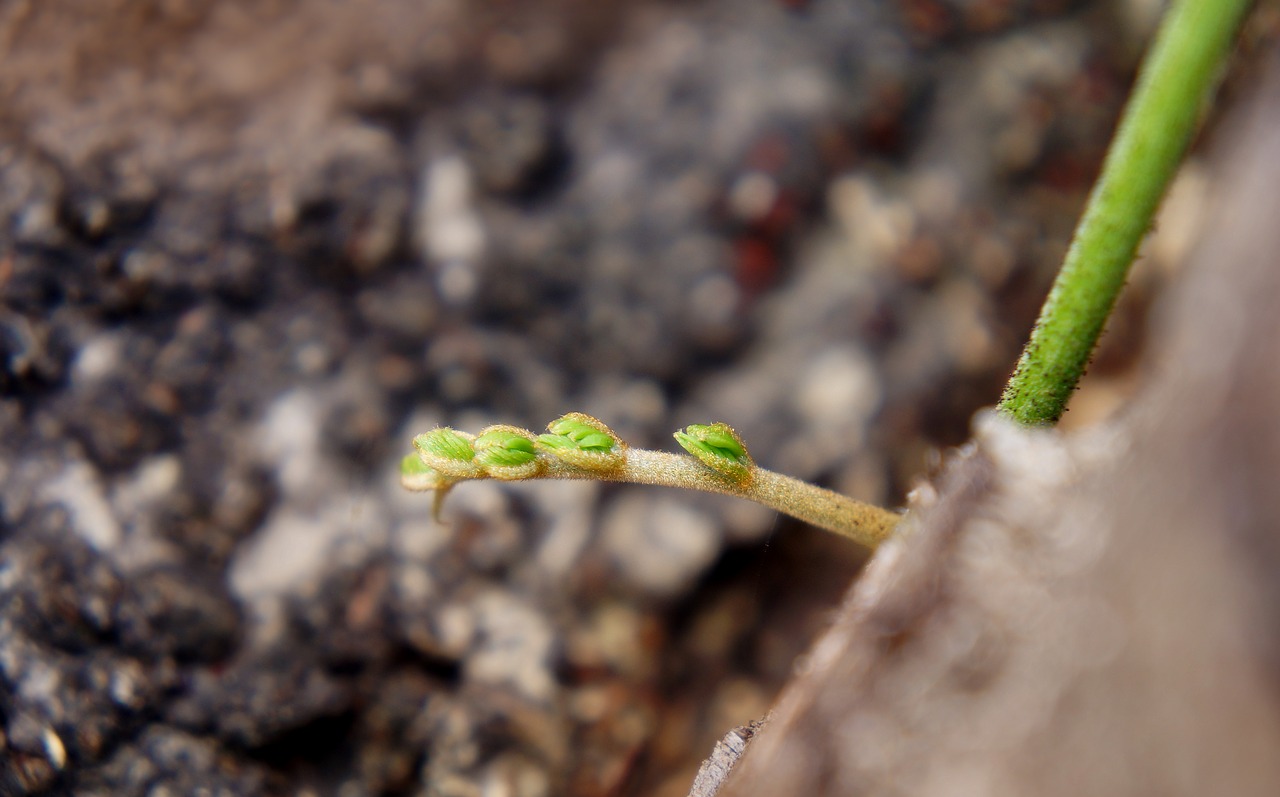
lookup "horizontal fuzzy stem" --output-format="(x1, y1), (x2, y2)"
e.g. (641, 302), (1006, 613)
(408, 414), (902, 548)
(536, 449), (899, 548)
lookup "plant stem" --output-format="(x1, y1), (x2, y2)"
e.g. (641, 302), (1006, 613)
(998, 0), (1252, 426)
(408, 416), (903, 548)
(539, 450), (901, 549)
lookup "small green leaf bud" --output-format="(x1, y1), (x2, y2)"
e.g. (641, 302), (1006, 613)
(674, 422), (754, 484)
(414, 427), (482, 479)
(537, 413), (626, 471)
(400, 453), (447, 492)
(474, 426), (543, 480)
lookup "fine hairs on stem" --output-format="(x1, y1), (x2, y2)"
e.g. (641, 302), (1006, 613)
(402, 413), (901, 549)
(998, 0), (1252, 426)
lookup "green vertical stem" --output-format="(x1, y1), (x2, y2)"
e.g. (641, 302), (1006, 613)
(998, 0), (1252, 426)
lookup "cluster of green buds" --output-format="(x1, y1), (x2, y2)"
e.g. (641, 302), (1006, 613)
(402, 413), (899, 549)
(402, 414), (623, 491)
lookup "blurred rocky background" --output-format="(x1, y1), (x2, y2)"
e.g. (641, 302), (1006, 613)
(0, 1), (1266, 795)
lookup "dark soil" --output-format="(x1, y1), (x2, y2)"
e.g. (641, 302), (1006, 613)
(0, 1), (1154, 795)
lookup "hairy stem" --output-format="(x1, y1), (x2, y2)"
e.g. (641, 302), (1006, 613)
(405, 415), (902, 549)
(546, 449), (900, 549)
(998, 0), (1252, 426)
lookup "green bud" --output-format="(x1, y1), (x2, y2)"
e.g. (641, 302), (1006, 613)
(541, 414), (618, 451)
(475, 429), (536, 465)
(414, 428), (482, 479)
(400, 453), (446, 492)
(474, 426), (542, 480)
(674, 422), (754, 484)
(537, 413), (625, 471)
(401, 452), (434, 475)
(415, 428), (474, 460)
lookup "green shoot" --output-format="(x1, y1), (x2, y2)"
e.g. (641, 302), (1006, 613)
(999, 0), (1252, 425)
(402, 413), (900, 549)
